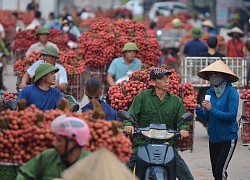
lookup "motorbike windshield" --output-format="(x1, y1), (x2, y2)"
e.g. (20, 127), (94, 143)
(141, 129), (175, 139)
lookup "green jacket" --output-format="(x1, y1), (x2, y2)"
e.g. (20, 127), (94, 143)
(123, 89), (189, 153)
(0, 38), (9, 56)
(15, 148), (90, 180)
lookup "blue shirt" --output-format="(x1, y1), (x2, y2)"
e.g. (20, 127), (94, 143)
(17, 85), (62, 111)
(45, 19), (61, 30)
(196, 83), (239, 143)
(108, 57), (142, 82)
(81, 100), (118, 121)
(183, 39), (208, 57)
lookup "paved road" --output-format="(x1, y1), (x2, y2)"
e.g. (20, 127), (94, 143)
(3, 63), (250, 180)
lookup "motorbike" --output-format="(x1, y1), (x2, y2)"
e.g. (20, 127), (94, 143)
(118, 110), (193, 180)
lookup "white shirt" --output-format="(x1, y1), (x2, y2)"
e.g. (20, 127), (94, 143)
(27, 60), (68, 84)
(25, 41), (59, 57)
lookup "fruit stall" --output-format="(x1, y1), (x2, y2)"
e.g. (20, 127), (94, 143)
(0, 100), (132, 179)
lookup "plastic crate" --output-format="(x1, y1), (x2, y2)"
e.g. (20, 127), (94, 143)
(0, 162), (19, 180)
(240, 119), (250, 146)
(181, 57), (247, 88)
(242, 100), (250, 121)
(174, 108), (195, 152)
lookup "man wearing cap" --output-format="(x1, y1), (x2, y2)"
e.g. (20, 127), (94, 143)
(124, 67), (194, 180)
(227, 27), (244, 57)
(226, 13), (241, 29)
(26, 26), (59, 57)
(196, 60), (239, 180)
(17, 63), (62, 111)
(19, 46), (68, 91)
(183, 27), (207, 57)
(107, 42), (142, 86)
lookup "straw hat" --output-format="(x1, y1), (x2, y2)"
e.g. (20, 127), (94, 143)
(227, 27), (244, 37)
(172, 18), (181, 24)
(202, 20), (215, 29)
(62, 147), (138, 180)
(197, 60), (239, 83)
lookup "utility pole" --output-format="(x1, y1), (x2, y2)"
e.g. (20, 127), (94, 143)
(211, 0), (217, 26)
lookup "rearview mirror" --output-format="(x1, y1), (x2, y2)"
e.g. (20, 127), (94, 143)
(5, 100), (17, 110)
(181, 113), (193, 122)
(117, 110), (131, 120)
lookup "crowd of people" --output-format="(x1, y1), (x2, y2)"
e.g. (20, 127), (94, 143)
(0, 1), (248, 179)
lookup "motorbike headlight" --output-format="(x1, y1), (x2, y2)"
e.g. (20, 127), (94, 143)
(156, 30), (162, 37)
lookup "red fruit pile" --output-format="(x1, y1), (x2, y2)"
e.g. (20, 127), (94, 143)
(13, 51), (42, 75)
(0, 10), (34, 30)
(48, 29), (69, 51)
(182, 83), (198, 108)
(156, 12), (192, 29)
(12, 29), (38, 51)
(240, 89), (250, 119)
(85, 120), (132, 162)
(168, 69), (182, 95)
(59, 50), (86, 75)
(79, 19), (162, 68)
(174, 108), (194, 151)
(108, 66), (194, 111)
(0, 105), (132, 165)
(13, 29), (69, 52)
(241, 122), (250, 145)
(2, 92), (18, 100)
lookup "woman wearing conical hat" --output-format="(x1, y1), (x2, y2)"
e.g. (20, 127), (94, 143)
(226, 27), (244, 57)
(196, 60), (239, 180)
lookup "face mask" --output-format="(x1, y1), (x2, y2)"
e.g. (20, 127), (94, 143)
(62, 26), (70, 33)
(214, 81), (227, 98)
(209, 74), (225, 86)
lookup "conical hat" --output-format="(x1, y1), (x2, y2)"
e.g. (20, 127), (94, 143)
(227, 27), (244, 37)
(62, 148), (138, 180)
(202, 20), (215, 28)
(197, 60), (239, 83)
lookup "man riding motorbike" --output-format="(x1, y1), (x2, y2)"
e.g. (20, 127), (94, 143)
(123, 67), (194, 180)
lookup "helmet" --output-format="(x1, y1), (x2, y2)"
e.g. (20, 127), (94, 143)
(34, 63), (59, 83)
(51, 115), (90, 146)
(41, 46), (59, 58)
(36, 26), (50, 35)
(121, 42), (139, 53)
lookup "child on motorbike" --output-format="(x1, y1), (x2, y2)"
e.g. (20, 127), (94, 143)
(82, 78), (118, 121)
(15, 115), (90, 179)
(123, 67), (194, 180)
